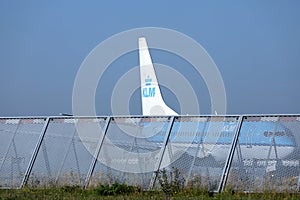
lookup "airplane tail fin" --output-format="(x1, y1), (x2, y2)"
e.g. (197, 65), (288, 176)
(138, 37), (178, 116)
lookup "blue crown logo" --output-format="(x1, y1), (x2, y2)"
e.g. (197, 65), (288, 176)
(145, 75), (152, 86)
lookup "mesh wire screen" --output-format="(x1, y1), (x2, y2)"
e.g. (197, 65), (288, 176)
(89, 116), (172, 189)
(0, 115), (299, 192)
(27, 117), (106, 187)
(154, 116), (239, 191)
(226, 116), (300, 192)
(0, 118), (46, 188)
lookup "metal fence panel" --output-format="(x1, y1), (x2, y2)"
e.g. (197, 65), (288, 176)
(27, 117), (106, 187)
(226, 115), (300, 192)
(153, 116), (240, 192)
(89, 116), (172, 189)
(1, 114), (299, 193)
(0, 118), (46, 188)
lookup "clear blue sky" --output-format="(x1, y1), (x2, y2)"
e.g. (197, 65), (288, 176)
(0, 1), (299, 116)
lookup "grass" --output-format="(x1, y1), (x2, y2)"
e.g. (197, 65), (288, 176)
(1, 168), (299, 199)
(0, 186), (299, 200)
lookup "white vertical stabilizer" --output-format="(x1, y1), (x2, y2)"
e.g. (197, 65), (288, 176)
(139, 37), (178, 116)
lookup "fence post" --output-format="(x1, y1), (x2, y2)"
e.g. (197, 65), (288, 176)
(218, 115), (244, 193)
(20, 117), (51, 188)
(84, 117), (111, 189)
(149, 116), (175, 189)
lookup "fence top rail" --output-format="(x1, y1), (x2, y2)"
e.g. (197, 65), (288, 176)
(0, 114), (300, 120)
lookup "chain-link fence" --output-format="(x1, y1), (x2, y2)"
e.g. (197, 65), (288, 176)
(152, 116), (240, 192)
(89, 116), (171, 189)
(0, 118), (46, 188)
(0, 115), (299, 193)
(27, 117), (107, 187)
(225, 116), (300, 192)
